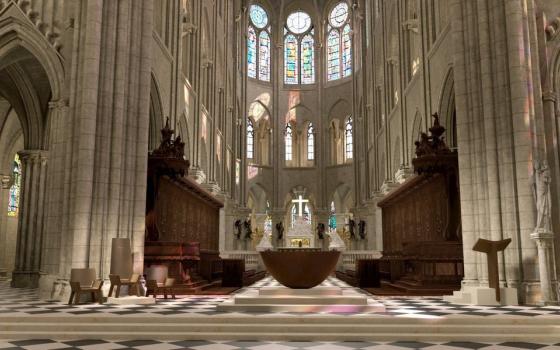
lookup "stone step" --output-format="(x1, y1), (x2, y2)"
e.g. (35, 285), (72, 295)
(0, 330), (558, 342)
(231, 295), (369, 305)
(3, 315), (560, 325)
(1, 322), (557, 335)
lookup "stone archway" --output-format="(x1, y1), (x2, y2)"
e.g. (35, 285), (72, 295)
(0, 11), (64, 288)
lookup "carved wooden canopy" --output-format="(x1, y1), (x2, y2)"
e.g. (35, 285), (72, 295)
(148, 118), (190, 179)
(412, 113), (457, 175)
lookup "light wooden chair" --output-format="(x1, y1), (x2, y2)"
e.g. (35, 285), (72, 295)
(108, 273), (140, 297)
(68, 280), (104, 305)
(146, 278), (176, 299)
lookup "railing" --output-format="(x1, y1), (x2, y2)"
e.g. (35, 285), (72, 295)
(341, 250), (382, 270)
(220, 251), (262, 271)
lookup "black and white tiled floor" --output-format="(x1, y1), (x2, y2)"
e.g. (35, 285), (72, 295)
(0, 339), (559, 350)
(1, 279), (560, 349)
(1, 278), (560, 318)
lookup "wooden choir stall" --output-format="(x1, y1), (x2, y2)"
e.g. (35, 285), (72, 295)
(144, 120), (224, 294)
(375, 114), (463, 295)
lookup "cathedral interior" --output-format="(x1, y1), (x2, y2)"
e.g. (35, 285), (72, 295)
(0, 0), (560, 348)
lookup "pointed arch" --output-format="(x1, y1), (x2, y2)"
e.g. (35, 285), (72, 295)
(438, 67), (456, 148)
(149, 72), (164, 151)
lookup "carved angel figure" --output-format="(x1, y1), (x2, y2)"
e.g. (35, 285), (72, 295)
(275, 222), (284, 240)
(243, 219), (253, 239)
(316, 223), (326, 240)
(234, 219), (242, 239)
(358, 220), (366, 240)
(348, 219), (356, 239)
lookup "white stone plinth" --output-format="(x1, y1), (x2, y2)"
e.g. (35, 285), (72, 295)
(217, 286), (385, 313)
(444, 286), (518, 306)
(260, 286), (342, 296)
(107, 296), (156, 305)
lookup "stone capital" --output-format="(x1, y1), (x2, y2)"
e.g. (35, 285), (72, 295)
(541, 91), (556, 102)
(1, 174), (12, 189)
(530, 229), (555, 247)
(48, 99), (69, 110)
(380, 180), (398, 195)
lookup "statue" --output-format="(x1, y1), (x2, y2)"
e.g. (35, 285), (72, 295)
(327, 229), (346, 251)
(243, 219), (253, 240)
(275, 222), (284, 240)
(532, 161), (552, 232)
(316, 223), (326, 240)
(256, 231), (273, 251)
(234, 219), (242, 240)
(358, 220), (366, 240)
(348, 219), (356, 239)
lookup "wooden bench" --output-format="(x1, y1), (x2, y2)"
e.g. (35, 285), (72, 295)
(336, 259), (381, 288)
(221, 259), (265, 287)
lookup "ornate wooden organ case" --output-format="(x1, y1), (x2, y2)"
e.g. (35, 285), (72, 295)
(378, 114), (463, 288)
(144, 120), (223, 283)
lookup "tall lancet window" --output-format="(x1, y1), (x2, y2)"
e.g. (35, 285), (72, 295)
(284, 11), (315, 84)
(247, 118), (254, 159)
(345, 117), (353, 160)
(329, 201), (337, 229)
(285, 123), (293, 161)
(327, 2), (352, 81)
(248, 4), (271, 81)
(7, 154), (21, 217)
(307, 123), (314, 160)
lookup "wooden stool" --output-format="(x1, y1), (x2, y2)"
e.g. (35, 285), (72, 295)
(108, 273), (140, 297)
(68, 280), (104, 305)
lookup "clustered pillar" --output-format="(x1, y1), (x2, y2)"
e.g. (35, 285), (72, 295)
(11, 150), (48, 288)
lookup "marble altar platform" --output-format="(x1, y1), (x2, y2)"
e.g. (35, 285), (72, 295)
(217, 283), (385, 313)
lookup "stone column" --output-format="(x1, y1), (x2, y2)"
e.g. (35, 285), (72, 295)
(0, 175), (11, 279)
(530, 230), (559, 305)
(11, 150), (48, 288)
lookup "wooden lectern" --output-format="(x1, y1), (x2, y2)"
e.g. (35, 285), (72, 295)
(472, 238), (511, 302)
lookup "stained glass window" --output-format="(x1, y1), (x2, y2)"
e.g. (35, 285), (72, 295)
(7, 154), (21, 217)
(303, 203), (311, 223)
(258, 31), (270, 81)
(247, 26), (257, 78)
(345, 117), (353, 160)
(247, 118), (254, 159)
(327, 30), (340, 81)
(285, 124), (293, 161)
(248, 4), (270, 81)
(286, 11), (311, 34)
(307, 123), (314, 160)
(284, 35), (298, 84)
(250, 4), (268, 29)
(342, 24), (352, 77)
(284, 11), (314, 85)
(329, 201), (337, 229)
(301, 34), (315, 84)
(326, 2), (352, 81)
(329, 2), (349, 27)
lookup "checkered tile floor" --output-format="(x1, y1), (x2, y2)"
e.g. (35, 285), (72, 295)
(1, 278), (560, 318)
(2, 279), (560, 349)
(0, 339), (559, 349)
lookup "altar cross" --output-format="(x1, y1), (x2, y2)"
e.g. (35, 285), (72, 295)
(292, 195), (309, 217)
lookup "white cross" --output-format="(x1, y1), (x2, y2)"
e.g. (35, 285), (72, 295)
(291, 195), (309, 217)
